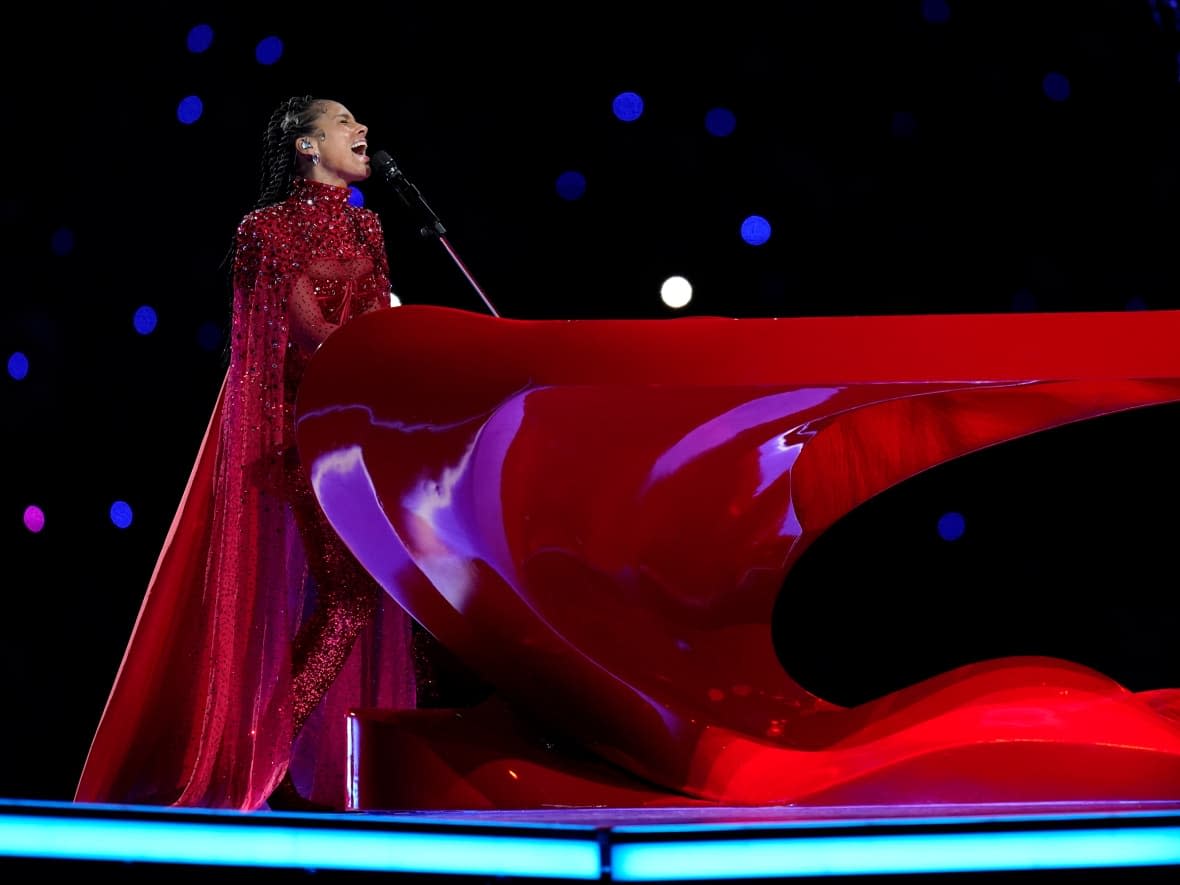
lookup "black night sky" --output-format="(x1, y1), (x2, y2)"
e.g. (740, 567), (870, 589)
(4, 3), (1180, 801)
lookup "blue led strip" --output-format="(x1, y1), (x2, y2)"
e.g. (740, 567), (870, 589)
(610, 826), (1180, 880)
(0, 815), (601, 879)
(6, 801), (1180, 880)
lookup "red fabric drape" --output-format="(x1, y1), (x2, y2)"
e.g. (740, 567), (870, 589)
(75, 178), (414, 810)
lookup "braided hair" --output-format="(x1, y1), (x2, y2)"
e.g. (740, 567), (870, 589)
(217, 96), (328, 362)
(253, 95), (328, 209)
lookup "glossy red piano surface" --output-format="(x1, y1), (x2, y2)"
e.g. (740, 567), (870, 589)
(296, 305), (1180, 806)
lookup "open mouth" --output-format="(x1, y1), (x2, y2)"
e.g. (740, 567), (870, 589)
(351, 140), (368, 158)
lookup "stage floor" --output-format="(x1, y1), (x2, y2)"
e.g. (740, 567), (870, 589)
(3, 798), (1180, 882)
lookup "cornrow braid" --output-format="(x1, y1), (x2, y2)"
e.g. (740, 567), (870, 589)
(253, 95), (327, 210)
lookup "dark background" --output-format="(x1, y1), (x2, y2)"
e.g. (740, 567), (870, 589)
(4, 3), (1180, 800)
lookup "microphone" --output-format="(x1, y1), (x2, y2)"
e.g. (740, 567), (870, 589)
(371, 150), (446, 238)
(370, 150), (500, 317)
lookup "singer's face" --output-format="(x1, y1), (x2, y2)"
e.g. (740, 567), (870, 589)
(307, 100), (370, 186)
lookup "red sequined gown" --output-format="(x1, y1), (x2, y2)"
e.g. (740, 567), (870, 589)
(74, 177), (415, 810)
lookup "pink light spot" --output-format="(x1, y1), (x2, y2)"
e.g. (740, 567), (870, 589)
(23, 505), (45, 533)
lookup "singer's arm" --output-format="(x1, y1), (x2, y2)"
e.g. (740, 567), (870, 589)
(289, 247), (392, 355)
(358, 210), (396, 313)
(288, 273), (347, 355)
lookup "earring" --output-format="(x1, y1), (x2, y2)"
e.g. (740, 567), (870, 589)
(311, 154), (320, 166)
(300, 139), (312, 150)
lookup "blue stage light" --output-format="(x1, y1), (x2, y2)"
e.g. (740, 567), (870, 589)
(613, 92), (644, 122)
(110, 501), (133, 529)
(938, 511), (966, 541)
(50, 227), (74, 256)
(1043, 72), (1071, 101)
(921, 0), (951, 24)
(7, 351), (28, 380)
(186, 24), (213, 53)
(556, 171), (587, 200)
(704, 108), (736, 137)
(612, 826), (1180, 880)
(891, 111), (916, 138)
(197, 321), (223, 352)
(3, 802), (1179, 880)
(741, 215), (772, 246)
(0, 808), (600, 878)
(177, 95), (204, 125)
(133, 305), (158, 335)
(256, 36), (284, 65)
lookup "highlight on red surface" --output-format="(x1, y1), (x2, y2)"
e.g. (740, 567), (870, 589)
(296, 305), (1180, 808)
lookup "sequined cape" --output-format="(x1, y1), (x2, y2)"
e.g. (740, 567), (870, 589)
(75, 178), (415, 810)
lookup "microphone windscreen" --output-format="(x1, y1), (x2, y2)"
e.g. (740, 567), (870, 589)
(371, 150), (397, 175)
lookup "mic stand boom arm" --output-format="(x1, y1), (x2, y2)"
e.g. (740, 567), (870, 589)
(372, 150), (500, 318)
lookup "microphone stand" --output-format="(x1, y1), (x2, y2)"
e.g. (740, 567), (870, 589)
(371, 151), (500, 318)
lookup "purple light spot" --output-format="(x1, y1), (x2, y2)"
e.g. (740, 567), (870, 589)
(23, 505), (45, 533)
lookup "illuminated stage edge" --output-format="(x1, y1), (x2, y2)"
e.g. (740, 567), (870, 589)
(5, 799), (1180, 881)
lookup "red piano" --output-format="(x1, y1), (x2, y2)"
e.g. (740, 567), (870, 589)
(295, 305), (1180, 810)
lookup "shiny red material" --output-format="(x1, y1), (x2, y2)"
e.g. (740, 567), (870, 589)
(76, 179), (414, 811)
(297, 305), (1180, 806)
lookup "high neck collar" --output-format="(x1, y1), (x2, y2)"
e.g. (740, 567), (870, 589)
(290, 176), (352, 207)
